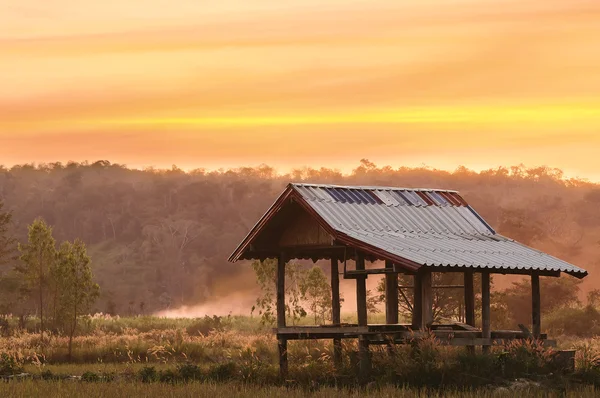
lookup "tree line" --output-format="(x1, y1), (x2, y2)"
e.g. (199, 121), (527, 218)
(0, 159), (599, 321)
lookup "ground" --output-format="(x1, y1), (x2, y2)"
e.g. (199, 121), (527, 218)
(1, 315), (599, 396)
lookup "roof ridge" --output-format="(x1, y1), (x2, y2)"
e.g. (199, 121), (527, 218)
(290, 182), (458, 193)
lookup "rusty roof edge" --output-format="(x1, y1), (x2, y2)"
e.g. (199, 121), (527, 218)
(228, 184), (295, 262)
(496, 234), (588, 278)
(290, 182), (459, 194)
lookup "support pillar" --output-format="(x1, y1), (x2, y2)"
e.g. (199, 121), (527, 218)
(464, 271), (475, 354)
(356, 253), (368, 326)
(421, 270), (433, 328)
(481, 272), (491, 353)
(385, 260), (399, 324)
(277, 253), (288, 379)
(412, 273), (422, 330)
(331, 255), (342, 367)
(412, 269), (433, 330)
(385, 260), (399, 354)
(532, 274), (541, 339)
(355, 252), (370, 382)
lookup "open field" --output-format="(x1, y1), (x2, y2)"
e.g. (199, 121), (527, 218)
(0, 381), (598, 398)
(1, 315), (600, 397)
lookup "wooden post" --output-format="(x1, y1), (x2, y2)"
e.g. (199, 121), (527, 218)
(278, 339), (288, 380)
(412, 273), (422, 330)
(481, 272), (491, 353)
(421, 270), (433, 329)
(532, 274), (541, 339)
(355, 253), (370, 382)
(356, 253), (368, 326)
(277, 253), (288, 379)
(464, 271), (475, 354)
(385, 260), (399, 325)
(412, 269), (432, 330)
(331, 255), (342, 367)
(385, 260), (398, 355)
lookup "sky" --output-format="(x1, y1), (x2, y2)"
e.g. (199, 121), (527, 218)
(1, 0), (600, 179)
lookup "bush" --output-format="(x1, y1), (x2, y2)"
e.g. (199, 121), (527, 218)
(545, 306), (600, 337)
(139, 366), (158, 383)
(177, 363), (202, 381)
(40, 370), (55, 380)
(0, 353), (24, 376)
(208, 362), (237, 382)
(496, 340), (554, 378)
(159, 369), (178, 383)
(81, 371), (100, 382)
(0, 318), (11, 337)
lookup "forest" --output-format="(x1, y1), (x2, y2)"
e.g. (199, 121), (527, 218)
(0, 159), (599, 321)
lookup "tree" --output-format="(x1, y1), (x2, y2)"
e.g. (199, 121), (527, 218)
(251, 259), (306, 325)
(17, 218), (56, 343)
(0, 201), (16, 268)
(54, 240), (100, 359)
(492, 276), (581, 328)
(0, 201), (22, 315)
(300, 266), (331, 324)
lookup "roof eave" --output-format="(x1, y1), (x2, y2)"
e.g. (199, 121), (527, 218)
(228, 184), (296, 262)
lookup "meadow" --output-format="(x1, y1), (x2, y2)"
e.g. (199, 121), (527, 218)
(1, 315), (600, 396)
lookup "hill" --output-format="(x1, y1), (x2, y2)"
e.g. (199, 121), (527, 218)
(1, 159), (598, 315)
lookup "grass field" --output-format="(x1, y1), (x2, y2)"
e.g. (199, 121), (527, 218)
(0, 381), (598, 398)
(1, 315), (600, 396)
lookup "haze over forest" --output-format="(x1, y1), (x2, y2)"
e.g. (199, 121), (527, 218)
(0, 159), (597, 317)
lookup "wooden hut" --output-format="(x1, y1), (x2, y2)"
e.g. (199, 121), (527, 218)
(229, 183), (588, 379)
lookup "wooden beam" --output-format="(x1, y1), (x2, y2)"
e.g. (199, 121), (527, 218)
(277, 253), (287, 328)
(356, 253), (368, 326)
(418, 267), (561, 278)
(481, 272), (491, 353)
(331, 255), (342, 367)
(385, 260), (399, 325)
(412, 273), (422, 330)
(277, 252), (288, 379)
(355, 253), (370, 382)
(421, 270), (433, 328)
(464, 271), (475, 354)
(398, 285), (465, 289)
(368, 337), (556, 347)
(358, 335), (371, 383)
(331, 255), (341, 324)
(464, 272), (475, 327)
(278, 338), (288, 380)
(532, 274), (541, 339)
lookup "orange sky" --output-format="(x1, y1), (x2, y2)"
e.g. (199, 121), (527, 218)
(1, 0), (600, 178)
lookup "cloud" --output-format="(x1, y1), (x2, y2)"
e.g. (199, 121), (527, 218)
(1, 0), (599, 178)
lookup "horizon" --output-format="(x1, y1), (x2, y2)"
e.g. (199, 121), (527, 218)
(2, 0), (600, 182)
(2, 159), (600, 184)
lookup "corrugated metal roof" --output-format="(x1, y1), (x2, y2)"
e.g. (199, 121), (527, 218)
(230, 183), (587, 278)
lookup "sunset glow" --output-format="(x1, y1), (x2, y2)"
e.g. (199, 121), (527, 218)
(1, 0), (599, 177)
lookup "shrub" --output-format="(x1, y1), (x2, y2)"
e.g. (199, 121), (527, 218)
(159, 369), (178, 383)
(208, 362), (237, 382)
(139, 366), (158, 383)
(546, 306), (600, 337)
(177, 363), (203, 381)
(40, 370), (55, 380)
(81, 371), (100, 382)
(0, 352), (24, 376)
(0, 318), (11, 337)
(496, 340), (554, 378)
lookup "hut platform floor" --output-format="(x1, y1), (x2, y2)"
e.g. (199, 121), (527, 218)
(275, 323), (554, 347)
